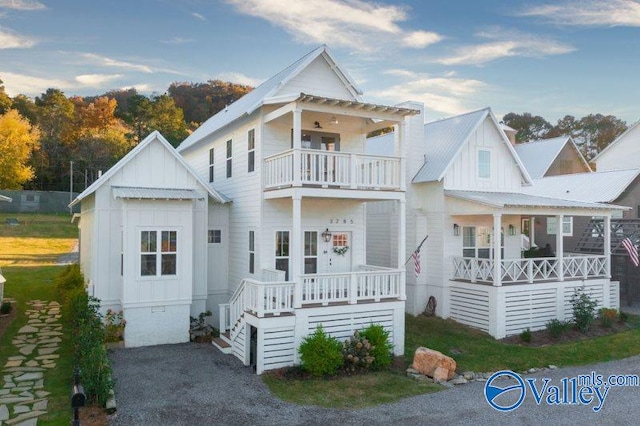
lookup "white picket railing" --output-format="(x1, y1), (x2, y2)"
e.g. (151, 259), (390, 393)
(243, 279), (295, 317)
(452, 255), (607, 285)
(264, 149), (401, 190)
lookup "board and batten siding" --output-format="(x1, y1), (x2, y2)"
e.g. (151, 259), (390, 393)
(365, 201), (398, 268)
(276, 55), (356, 101)
(443, 116), (522, 192)
(596, 124), (640, 172)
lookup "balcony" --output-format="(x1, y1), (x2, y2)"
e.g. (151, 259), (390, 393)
(451, 255), (608, 285)
(264, 149), (402, 192)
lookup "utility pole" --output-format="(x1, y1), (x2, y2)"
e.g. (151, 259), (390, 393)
(69, 161), (73, 215)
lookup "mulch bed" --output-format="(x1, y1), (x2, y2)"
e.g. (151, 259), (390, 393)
(500, 320), (634, 347)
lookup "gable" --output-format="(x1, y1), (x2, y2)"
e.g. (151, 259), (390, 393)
(546, 142), (591, 176)
(595, 121), (640, 172)
(443, 116), (523, 191)
(275, 54), (357, 101)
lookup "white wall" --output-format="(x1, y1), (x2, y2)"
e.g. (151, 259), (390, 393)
(596, 124), (640, 171)
(443, 116), (522, 191)
(276, 55), (355, 101)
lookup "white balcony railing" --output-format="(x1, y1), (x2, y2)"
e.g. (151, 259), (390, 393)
(264, 149), (402, 191)
(452, 255), (607, 284)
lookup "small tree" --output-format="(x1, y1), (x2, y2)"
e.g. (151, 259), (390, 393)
(0, 109), (41, 188)
(298, 325), (343, 377)
(571, 287), (597, 332)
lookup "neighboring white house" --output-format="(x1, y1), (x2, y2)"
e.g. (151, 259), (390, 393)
(593, 119), (640, 172)
(367, 108), (622, 338)
(74, 45), (417, 373)
(70, 131), (230, 347)
(514, 136), (591, 179)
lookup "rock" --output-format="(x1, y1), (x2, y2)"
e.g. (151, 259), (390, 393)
(13, 405), (30, 414)
(18, 345), (36, 356)
(413, 374), (433, 382)
(15, 373), (43, 382)
(528, 368), (537, 374)
(405, 367), (420, 375)
(4, 360), (23, 368)
(412, 347), (457, 381)
(0, 404), (8, 421)
(549, 365), (558, 370)
(32, 399), (47, 411)
(463, 371), (475, 381)
(4, 410), (46, 425)
(451, 376), (468, 385)
(17, 326), (39, 334)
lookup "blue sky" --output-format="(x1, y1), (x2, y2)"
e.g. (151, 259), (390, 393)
(1, 0), (639, 123)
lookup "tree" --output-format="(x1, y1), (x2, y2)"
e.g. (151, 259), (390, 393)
(546, 115), (579, 139)
(0, 109), (41, 189)
(124, 94), (188, 146)
(502, 112), (553, 143)
(11, 94), (38, 125)
(0, 78), (12, 114)
(576, 114), (627, 160)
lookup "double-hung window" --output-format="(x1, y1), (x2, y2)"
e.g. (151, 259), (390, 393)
(248, 129), (255, 173)
(140, 230), (177, 276)
(478, 149), (491, 179)
(249, 231), (255, 274)
(547, 217), (573, 236)
(275, 231), (290, 280)
(208, 229), (221, 244)
(226, 139), (233, 178)
(208, 148), (214, 183)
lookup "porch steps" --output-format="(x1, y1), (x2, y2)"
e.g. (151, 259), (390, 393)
(212, 336), (232, 354)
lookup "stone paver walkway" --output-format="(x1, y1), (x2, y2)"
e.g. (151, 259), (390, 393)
(0, 300), (61, 425)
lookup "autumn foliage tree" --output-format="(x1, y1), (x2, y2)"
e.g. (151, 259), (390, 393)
(0, 109), (41, 189)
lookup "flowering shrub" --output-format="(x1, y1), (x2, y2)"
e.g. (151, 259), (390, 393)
(343, 330), (375, 372)
(299, 325), (343, 377)
(104, 309), (126, 342)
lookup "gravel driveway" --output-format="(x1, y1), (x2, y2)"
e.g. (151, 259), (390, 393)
(109, 343), (640, 425)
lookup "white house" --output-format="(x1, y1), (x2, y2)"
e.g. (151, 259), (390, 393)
(593, 119), (640, 172)
(74, 46), (416, 373)
(514, 136), (591, 179)
(367, 108), (622, 338)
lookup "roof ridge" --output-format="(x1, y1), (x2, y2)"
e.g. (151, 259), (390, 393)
(424, 107), (490, 126)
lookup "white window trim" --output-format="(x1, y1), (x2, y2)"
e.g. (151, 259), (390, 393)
(208, 148), (215, 183)
(226, 139), (233, 178)
(248, 129), (255, 173)
(249, 230), (255, 274)
(477, 148), (492, 180)
(208, 229), (222, 244)
(547, 217), (573, 237)
(139, 228), (179, 279)
(275, 230), (290, 280)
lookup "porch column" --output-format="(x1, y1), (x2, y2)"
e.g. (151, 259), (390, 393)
(292, 194), (302, 299)
(604, 214), (611, 278)
(556, 214), (564, 281)
(395, 122), (406, 192)
(398, 198), (407, 300)
(530, 216), (536, 247)
(292, 107), (302, 187)
(493, 213), (502, 287)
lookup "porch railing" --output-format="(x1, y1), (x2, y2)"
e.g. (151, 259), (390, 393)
(264, 149), (401, 190)
(452, 255), (607, 284)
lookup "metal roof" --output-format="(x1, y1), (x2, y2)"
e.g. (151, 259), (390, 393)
(112, 187), (204, 201)
(514, 136), (591, 178)
(522, 168), (640, 203)
(445, 190), (623, 210)
(177, 45), (363, 153)
(0, 194), (11, 203)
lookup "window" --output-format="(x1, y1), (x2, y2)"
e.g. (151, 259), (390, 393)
(547, 217), (573, 236)
(462, 226), (503, 259)
(140, 230), (177, 276)
(248, 129), (255, 173)
(249, 231), (255, 274)
(208, 229), (221, 244)
(208, 148), (214, 183)
(478, 150), (491, 179)
(275, 231), (290, 280)
(304, 231), (317, 274)
(226, 139), (233, 178)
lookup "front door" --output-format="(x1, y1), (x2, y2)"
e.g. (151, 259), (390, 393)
(320, 231), (352, 273)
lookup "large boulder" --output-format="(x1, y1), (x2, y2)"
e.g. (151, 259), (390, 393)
(412, 347), (457, 381)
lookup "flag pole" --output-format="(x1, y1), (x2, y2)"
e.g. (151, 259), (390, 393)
(404, 235), (429, 265)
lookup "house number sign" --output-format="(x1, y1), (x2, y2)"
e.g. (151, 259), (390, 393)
(329, 218), (354, 224)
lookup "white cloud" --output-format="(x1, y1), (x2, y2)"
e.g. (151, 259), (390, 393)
(215, 72), (263, 87)
(191, 12), (206, 21)
(0, 26), (35, 48)
(370, 70), (486, 115)
(520, 0), (640, 26)
(161, 37), (194, 45)
(225, 0), (442, 51)
(0, 0), (46, 10)
(436, 28), (575, 66)
(75, 74), (122, 86)
(0, 71), (69, 95)
(80, 53), (154, 73)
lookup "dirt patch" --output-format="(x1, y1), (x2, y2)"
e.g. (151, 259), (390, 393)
(0, 301), (18, 339)
(501, 320), (635, 347)
(79, 405), (110, 426)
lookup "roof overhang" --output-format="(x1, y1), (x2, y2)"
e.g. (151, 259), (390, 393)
(0, 194), (12, 203)
(112, 187), (207, 201)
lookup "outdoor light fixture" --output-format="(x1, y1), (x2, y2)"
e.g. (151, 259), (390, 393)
(329, 116), (339, 125)
(453, 224), (460, 236)
(321, 228), (332, 243)
(314, 121), (322, 129)
(509, 224), (516, 236)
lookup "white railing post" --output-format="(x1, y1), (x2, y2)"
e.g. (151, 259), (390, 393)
(349, 273), (358, 305)
(294, 280), (302, 308)
(219, 304), (228, 333)
(604, 215), (611, 278)
(556, 214), (564, 281)
(349, 153), (357, 189)
(292, 108), (302, 187)
(471, 258), (477, 283)
(527, 259), (534, 283)
(582, 257), (588, 279)
(493, 213), (502, 287)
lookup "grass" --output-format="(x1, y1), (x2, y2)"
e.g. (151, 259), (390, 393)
(0, 212), (78, 425)
(405, 314), (640, 373)
(263, 370), (440, 409)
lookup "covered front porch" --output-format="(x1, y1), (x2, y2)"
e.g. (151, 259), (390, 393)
(443, 190), (623, 338)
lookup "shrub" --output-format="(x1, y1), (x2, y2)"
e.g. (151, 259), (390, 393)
(599, 308), (618, 328)
(104, 309), (126, 343)
(0, 301), (11, 315)
(519, 328), (532, 343)
(546, 319), (571, 339)
(619, 311), (629, 324)
(571, 287), (598, 333)
(54, 263), (84, 298)
(299, 325), (343, 377)
(359, 324), (393, 370)
(343, 330), (375, 372)
(60, 266), (113, 406)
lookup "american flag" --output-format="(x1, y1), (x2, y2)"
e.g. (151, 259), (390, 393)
(622, 237), (639, 267)
(412, 249), (421, 277)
